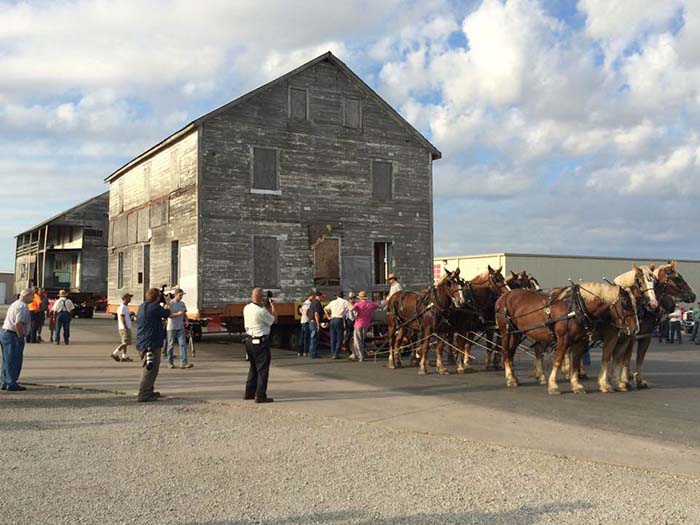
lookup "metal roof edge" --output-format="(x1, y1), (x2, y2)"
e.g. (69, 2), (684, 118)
(435, 252), (700, 264)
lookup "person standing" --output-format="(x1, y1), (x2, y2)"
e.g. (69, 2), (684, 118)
(52, 290), (75, 345)
(325, 292), (348, 359)
(307, 289), (324, 359)
(298, 292), (313, 357)
(111, 293), (134, 362)
(36, 288), (48, 343)
(243, 287), (276, 403)
(26, 288), (41, 343)
(691, 302), (700, 342)
(669, 306), (683, 344)
(387, 273), (403, 300)
(166, 288), (191, 369)
(351, 291), (378, 362)
(1, 289), (33, 391)
(135, 287), (179, 402)
(48, 297), (56, 343)
(344, 292), (356, 354)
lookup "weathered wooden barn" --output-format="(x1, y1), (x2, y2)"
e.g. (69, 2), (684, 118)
(105, 52), (441, 316)
(14, 192), (109, 298)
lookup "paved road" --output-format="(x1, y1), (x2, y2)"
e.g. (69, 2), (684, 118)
(14, 318), (700, 478)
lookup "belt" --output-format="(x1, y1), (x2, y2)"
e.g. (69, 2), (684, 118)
(1, 329), (18, 336)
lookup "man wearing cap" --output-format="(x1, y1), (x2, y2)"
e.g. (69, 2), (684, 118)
(111, 293), (134, 362)
(307, 289), (324, 359)
(387, 273), (403, 300)
(298, 291), (313, 357)
(1, 288), (33, 391)
(351, 291), (378, 362)
(51, 290), (75, 345)
(324, 291), (349, 359)
(166, 288), (191, 369)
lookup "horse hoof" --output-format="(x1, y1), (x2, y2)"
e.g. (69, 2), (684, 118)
(506, 380), (519, 388)
(573, 386), (587, 394)
(456, 368), (465, 375)
(599, 385), (614, 393)
(548, 387), (561, 395)
(388, 363), (396, 369)
(615, 383), (629, 392)
(418, 369), (427, 376)
(438, 369), (450, 376)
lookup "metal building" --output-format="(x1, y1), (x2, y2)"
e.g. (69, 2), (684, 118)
(14, 192), (109, 299)
(435, 252), (700, 303)
(105, 52), (440, 325)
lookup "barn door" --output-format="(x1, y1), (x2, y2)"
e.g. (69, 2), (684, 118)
(314, 238), (340, 286)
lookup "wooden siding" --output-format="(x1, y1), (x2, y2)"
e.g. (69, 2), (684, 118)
(198, 58), (434, 306)
(107, 131), (198, 308)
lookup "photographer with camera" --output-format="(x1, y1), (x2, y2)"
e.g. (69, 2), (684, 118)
(242, 288), (277, 403)
(135, 287), (183, 402)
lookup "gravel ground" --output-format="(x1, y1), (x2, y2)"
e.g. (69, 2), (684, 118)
(2, 387), (700, 525)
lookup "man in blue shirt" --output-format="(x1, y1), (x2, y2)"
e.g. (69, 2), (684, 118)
(135, 287), (180, 402)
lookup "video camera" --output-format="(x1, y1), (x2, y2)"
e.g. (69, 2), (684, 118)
(264, 290), (274, 308)
(159, 284), (173, 305)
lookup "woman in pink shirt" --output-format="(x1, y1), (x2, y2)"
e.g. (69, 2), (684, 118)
(351, 291), (378, 361)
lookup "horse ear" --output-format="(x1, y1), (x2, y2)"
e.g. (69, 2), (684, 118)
(649, 264), (656, 271)
(633, 264), (641, 272)
(511, 271), (517, 278)
(670, 260), (677, 270)
(454, 268), (460, 276)
(487, 265), (494, 272)
(496, 266), (503, 273)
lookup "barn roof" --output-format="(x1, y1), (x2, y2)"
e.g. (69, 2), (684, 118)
(105, 51), (441, 183)
(15, 191), (109, 237)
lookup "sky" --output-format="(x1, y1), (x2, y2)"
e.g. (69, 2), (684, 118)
(1, 0), (699, 272)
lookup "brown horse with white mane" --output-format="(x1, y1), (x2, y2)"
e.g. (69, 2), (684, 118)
(386, 269), (465, 374)
(496, 282), (638, 394)
(611, 261), (695, 391)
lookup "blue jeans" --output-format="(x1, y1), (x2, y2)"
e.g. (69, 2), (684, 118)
(27, 311), (40, 343)
(167, 329), (187, 364)
(55, 311), (71, 343)
(299, 323), (310, 355)
(1, 329), (25, 388)
(330, 318), (343, 357)
(308, 321), (319, 358)
(582, 350), (591, 366)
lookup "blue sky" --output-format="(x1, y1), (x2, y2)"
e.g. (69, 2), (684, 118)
(1, 0), (699, 272)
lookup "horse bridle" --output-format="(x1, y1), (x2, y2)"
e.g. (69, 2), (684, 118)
(608, 288), (639, 336)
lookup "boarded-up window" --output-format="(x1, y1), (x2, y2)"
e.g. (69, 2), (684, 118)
(253, 237), (279, 288)
(290, 88), (307, 120)
(170, 150), (181, 190)
(374, 242), (393, 285)
(314, 238), (340, 286)
(373, 161), (392, 200)
(150, 201), (168, 228)
(253, 148), (278, 191)
(171, 240), (179, 286)
(117, 252), (124, 289)
(344, 97), (361, 128)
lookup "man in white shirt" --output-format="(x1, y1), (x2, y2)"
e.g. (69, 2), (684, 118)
(1, 289), (33, 391)
(243, 288), (276, 403)
(669, 306), (683, 344)
(324, 291), (349, 359)
(298, 292), (313, 357)
(111, 293), (134, 362)
(387, 273), (403, 299)
(51, 290), (75, 345)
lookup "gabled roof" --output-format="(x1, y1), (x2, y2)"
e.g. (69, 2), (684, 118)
(105, 51), (441, 183)
(15, 191), (109, 237)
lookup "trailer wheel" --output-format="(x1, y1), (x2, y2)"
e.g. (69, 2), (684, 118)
(269, 326), (287, 349)
(192, 325), (203, 343)
(288, 328), (301, 352)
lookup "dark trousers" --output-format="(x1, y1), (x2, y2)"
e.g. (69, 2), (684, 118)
(299, 323), (310, 355)
(1, 330), (25, 388)
(27, 311), (40, 343)
(36, 311), (45, 339)
(659, 319), (669, 342)
(330, 318), (343, 357)
(692, 321), (699, 342)
(138, 347), (161, 400)
(344, 319), (354, 351)
(55, 311), (71, 343)
(245, 337), (271, 399)
(669, 321), (682, 344)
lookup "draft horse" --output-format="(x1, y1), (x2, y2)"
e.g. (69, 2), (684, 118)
(386, 269), (465, 374)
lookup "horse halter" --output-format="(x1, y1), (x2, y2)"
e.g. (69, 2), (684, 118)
(488, 271), (510, 294)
